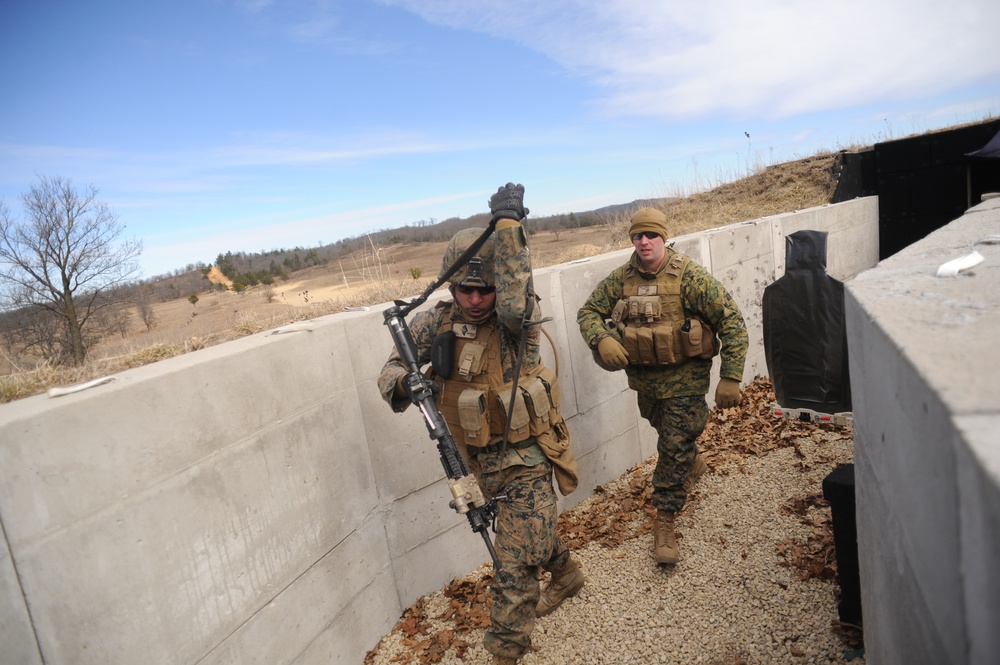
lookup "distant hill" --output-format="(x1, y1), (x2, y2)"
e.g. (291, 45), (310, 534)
(138, 148), (845, 308)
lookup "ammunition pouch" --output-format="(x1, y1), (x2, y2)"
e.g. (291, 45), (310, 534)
(496, 384), (531, 442)
(620, 315), (719, 366)
(457, 389), (489, 447)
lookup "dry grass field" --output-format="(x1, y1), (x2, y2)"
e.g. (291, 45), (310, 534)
(1, 151), (839, 402)
(93, 224), (617, 358)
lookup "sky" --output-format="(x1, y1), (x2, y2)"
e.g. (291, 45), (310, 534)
(2, 0), (998, 278)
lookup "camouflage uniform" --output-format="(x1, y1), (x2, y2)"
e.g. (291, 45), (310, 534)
(378, 223), (572, 660)
(577, 248), (748, 513)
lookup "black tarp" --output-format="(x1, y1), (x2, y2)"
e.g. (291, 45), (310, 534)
(762, 230), (852, 413)
(966, 129), (1000, 159)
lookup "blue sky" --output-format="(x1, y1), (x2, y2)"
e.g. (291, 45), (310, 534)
(2, 0), (998, 278)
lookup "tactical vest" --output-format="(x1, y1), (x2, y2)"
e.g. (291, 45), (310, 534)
(611, 251), (720, 366)
(433, 305), (563, 452)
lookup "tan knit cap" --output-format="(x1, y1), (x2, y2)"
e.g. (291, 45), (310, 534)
(628, 207), (668, 240)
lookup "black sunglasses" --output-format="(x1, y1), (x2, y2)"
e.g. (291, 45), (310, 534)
(632, 231), (661, 241)
(456, 284), (496, 296)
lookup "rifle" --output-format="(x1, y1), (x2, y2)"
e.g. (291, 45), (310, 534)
(383, 304), (514, 587)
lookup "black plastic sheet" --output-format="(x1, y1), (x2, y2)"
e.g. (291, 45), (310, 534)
(966, 129), (1000, 159)
(763, 230), (852, 413)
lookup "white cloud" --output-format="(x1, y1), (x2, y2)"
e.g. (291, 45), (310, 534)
(381, 0), (1000, 119)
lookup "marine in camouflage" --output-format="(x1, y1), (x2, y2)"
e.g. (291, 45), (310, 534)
(377, 220), (570, 660)
(577, 246), (748, 512)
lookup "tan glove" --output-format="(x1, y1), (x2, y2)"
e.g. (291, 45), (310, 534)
(597, 336), (629, 369)
(715, 377), (741, 409)
(495, 218), (521, 231)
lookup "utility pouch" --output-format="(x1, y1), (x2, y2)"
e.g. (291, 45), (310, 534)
(520, 376), (552, 436)
(610, 299), (629, 326)
(431, 331), (456, 379)
(456, 341), (487, 378)
(536, 420), (579, 495)
(457, 389), (489, 447)
(628, 295), (661, 323)
(680, 318), (719, 359)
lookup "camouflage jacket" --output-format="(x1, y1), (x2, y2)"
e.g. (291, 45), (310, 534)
(577, 248), (748, 398)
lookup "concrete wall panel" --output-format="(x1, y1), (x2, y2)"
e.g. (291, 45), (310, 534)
(559, 253), (632, 415)
(383, 478), (466, 559)
(533, 267), (579, 420)
(0, 326), (347, 548)
(292, 566), (401, 664)
(0, 536), (41, 665)
(572, 427), (643, 504)
(848, 311), (963, 661)
(356, 381), (445, 504)
(390, 519), (491, 607)
(957, 415), (1000, 665)
(16, 394), (373, 665)
(700, 220), (775, 389)
(200, 514), (395, 665)
(847, 196), (1000, 665)
(565, 389), (638, 461)
(671, 234), (712, 268)
(853, 448), (951, 665)
(339, 304), (405, 389)
(706, 220), (774, 274)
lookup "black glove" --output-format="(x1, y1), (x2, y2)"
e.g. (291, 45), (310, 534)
(489, 182), (529, 224)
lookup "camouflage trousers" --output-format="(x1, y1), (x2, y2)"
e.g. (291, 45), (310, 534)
(637, 393), (710, 513)
(478, 461), (570, 659)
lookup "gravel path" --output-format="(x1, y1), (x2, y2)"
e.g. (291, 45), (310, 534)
(366, 396), (865, 665)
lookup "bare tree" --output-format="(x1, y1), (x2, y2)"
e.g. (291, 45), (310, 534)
(136, 284), (157, 331)
(0, 176), (142, 365)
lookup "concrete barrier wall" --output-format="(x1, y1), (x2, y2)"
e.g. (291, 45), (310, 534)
(0, 197), (878, 664)
(845, 195), (1000, 665)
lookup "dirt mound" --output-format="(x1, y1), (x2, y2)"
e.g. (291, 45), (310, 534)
(205, 266), (233, 287)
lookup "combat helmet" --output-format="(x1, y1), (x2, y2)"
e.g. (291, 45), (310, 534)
(439, 227), (495, 287)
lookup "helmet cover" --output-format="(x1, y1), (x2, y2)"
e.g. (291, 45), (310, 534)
(440, 227), (495, 287)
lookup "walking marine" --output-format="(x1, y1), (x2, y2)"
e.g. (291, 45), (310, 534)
(378, 183), (583, 664)
(577, 206), (748, 565)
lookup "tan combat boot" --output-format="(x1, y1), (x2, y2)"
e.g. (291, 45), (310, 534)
(536, 558), (585, 617)
(683, 453), (708, 494)
(653, 510), (680, 565)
